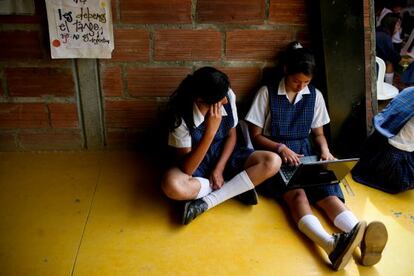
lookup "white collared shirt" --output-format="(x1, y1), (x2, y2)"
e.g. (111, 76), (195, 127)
(245, 78), (330, 136)
(388, 116), (414, 152)
(168, 88), (238, 148)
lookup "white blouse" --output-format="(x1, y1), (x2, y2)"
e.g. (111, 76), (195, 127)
(168, 88), (238, 148)
(245, 78), (330, 136)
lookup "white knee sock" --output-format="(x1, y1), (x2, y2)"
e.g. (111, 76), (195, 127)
(194, 177), (213, 199)
(202, 170), (254, 209)
(385, 73), (394, 84)
(298, 215), (335, 254)
(333, 210), (359, 232)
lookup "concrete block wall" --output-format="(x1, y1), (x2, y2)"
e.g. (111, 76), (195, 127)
(0, 0), (372, 150)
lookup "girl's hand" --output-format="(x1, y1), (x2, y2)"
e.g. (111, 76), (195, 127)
(205, 103), (222, 135)
(279, 147), (303, 166)
(210, 168), (224, 190)
(320, 151), (336, 161)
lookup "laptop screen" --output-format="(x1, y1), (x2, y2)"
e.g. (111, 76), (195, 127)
(282, 158), (359, 189)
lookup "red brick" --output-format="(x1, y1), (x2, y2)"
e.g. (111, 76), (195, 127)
(0, 31), (43, 60)
(110, 0), (118, 23)
(0, 132), (16, 150)
(112, 29), (149, 62)
(105, 100), (162, 128)
(217, 67), (262, 97)
(102, 67), (123, 97)
(226, 30), (294, 61)
(155, 29), (221, 61)
(6, 68), (75, 97)
(48, 103), (79, 129)
(0, 103), (49, 128)
(120, 0), (191, 24)
(197, 0), (265, 24)
(269, 0), (308, 25)
(19, 130), (83, 150)
(127, 67), (192, 97)
(106, 130), (142, 147)
(0, 15), (41, 24)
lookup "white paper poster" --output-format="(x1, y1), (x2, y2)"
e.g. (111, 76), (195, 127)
(45, 0), (114, 59)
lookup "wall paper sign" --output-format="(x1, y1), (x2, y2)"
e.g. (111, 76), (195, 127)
(45, 0), (114, 59)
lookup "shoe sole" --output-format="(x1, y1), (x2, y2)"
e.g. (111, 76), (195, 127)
(182, 201), (191, 225)
(333, 221), (367, 271)
(237, 189), (258, 205)
(361, 221), (388, 266)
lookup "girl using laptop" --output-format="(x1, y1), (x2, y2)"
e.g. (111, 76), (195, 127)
(245, 42), (387, 270)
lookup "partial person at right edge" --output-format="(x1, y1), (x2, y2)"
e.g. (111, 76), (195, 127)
(352, 87), (414, 194)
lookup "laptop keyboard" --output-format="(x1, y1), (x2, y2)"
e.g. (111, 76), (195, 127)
(299, 155), (318, 164)
(279, 155), (319, 184)
(280, 165), (297, 184)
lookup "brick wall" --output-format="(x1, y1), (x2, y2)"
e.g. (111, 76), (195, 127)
(101, 0), (312, 149)
(0, 0), (373, 150)
(0, 0), (82, 150)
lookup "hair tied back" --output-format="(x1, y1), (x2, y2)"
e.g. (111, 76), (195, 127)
(292, 42), (303, 49)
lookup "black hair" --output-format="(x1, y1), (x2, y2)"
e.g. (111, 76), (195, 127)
(166, 66), (230, 131)
(380, 13), (401, 36)
(281, 41), (316, 77)
(385, 0), (405, 10)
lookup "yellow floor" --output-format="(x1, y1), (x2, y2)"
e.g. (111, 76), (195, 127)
(0, 152), (413, 276)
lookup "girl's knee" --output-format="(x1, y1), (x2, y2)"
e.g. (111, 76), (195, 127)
(284, 189), (308, 205)
(162, 176), (184, 200)
(252, 151), (281, 176)
(317, 195), (343, 206)
(263, 151), (281, 173)
(161, 174), (198, 200)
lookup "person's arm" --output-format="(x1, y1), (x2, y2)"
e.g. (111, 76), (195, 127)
(311, 127), (335, 160)
(384, 35), (401, 67)
(177, 103), (223, 175)
(249, 123), (302, 166)
(210, 127), (237, 189)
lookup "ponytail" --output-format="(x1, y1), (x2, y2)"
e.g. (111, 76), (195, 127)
(282, 41), (316, 77)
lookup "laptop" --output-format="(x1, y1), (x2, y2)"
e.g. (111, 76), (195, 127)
(279, 156), (359, 190)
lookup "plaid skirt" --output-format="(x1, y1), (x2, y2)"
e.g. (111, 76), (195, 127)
(352, 131), (414, 193)
(193, 146), (254, 181)
(257, 171), (345, 204)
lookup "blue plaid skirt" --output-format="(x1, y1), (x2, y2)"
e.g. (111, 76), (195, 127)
(257, 174), (345, 204)
(352, 131), (414, 193)
(193, 147), (254, 180)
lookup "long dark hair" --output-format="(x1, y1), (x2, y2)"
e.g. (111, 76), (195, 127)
(380, 13), (401, 36)
(166, 67), (230, 131)
(282, 41), (316, 77)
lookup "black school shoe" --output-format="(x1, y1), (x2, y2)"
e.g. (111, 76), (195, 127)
(329, 221), (367, 270)
(360, 221), (388, 266)
(236, 189), (258, 205)
(182, 199), (208, 225)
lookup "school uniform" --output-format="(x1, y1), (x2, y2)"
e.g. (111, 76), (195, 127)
(245, 78), (344, 203)
(352, 87), (414, 193)
(168, 89), (253, 180)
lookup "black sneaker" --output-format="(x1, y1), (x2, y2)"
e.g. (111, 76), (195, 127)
(329, 221), (367, 270)
(182, 199), (208, 225)
(360, 221), (388, 266)
(236, 189), (258, 205)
